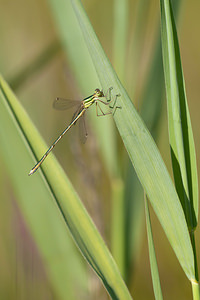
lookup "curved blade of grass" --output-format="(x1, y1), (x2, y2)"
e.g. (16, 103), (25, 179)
(160, 0), (198, 231)
(0, 75), (132, 300)
(145, 197), (163, 300)
(71, 0), (195, 280)
(0, 75), (87, 299)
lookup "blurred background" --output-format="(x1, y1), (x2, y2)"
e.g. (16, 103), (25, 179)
(0, 0), (200, 299)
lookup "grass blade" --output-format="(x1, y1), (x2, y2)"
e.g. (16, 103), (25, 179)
(0, 74), (132, 300)
(0, 75), (87, 299)
(160, 0), (198, 231)
(145, 197), (163, 300)
(111, 179), (125, 278)
(113, 0), (128, 83)
(71, 0), (195, 280)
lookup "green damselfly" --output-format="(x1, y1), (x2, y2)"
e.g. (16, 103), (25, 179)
(28, 88), (119, 175)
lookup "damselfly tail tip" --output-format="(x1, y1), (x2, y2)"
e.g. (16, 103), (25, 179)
(28, 168), (36, 176)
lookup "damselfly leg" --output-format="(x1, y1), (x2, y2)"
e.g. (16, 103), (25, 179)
(28, 88), (121, 175)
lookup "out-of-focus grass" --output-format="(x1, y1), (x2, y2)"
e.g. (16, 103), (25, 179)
(0, 0), (200, 299)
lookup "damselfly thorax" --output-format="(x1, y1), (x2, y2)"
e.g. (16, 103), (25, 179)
(29, 88), (120, 176)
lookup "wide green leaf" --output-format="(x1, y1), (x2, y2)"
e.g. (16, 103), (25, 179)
(71, 0), (195, 280)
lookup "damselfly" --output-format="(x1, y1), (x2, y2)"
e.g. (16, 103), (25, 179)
(28, 88), (119, 175)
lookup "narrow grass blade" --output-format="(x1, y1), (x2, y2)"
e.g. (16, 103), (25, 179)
(113, 0), (128, 83)
(0, 75), (132, 300)
(145, 196), (163, 300)
(124, 164), (144, 278)
(71, 0), (195, 280)
(111, 179), (125, 278)
(160, 0), (198, 231)
(192, 280), (200, 300)
(0, 75), (86, 299)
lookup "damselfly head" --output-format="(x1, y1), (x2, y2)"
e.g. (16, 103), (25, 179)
(94, 88), (104, 98)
